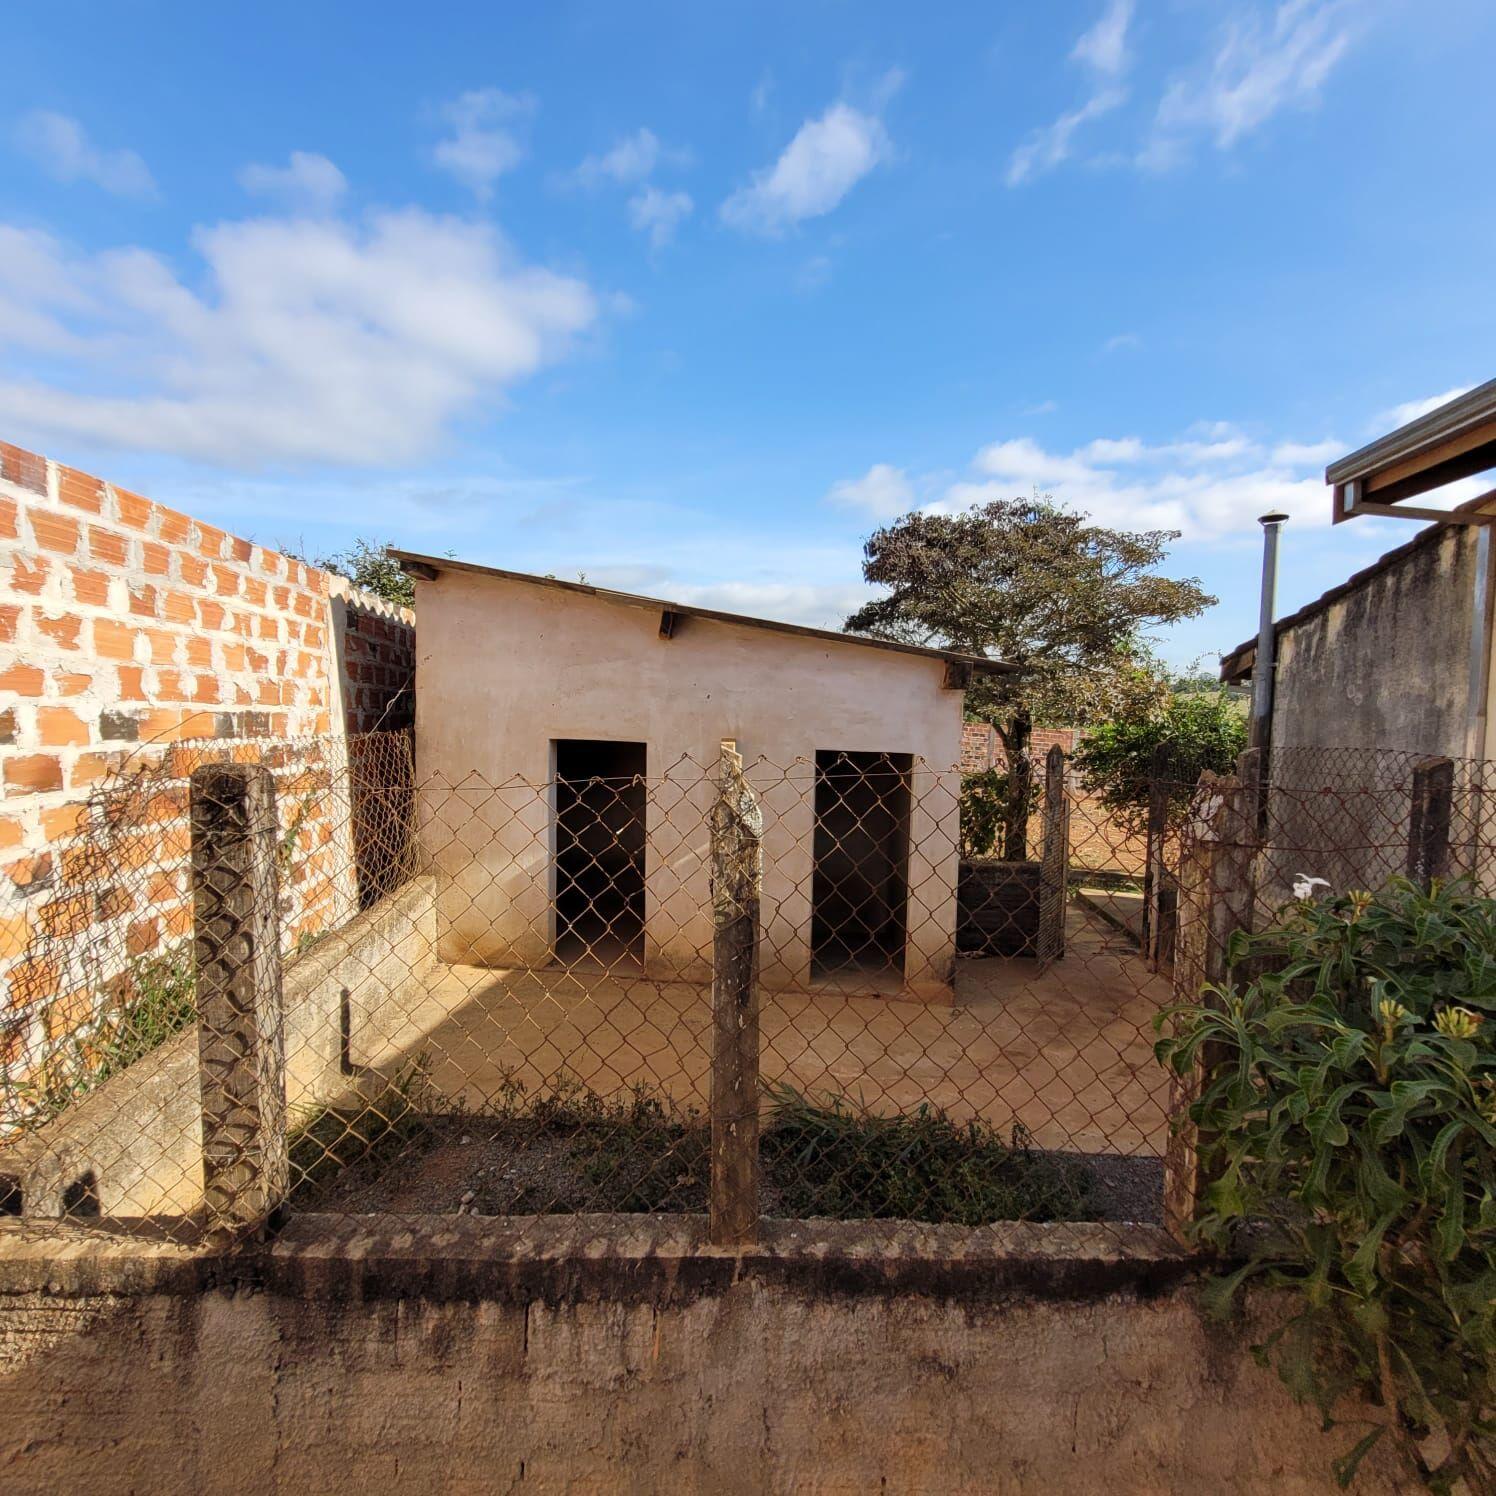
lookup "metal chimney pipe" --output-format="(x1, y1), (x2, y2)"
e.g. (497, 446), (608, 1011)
(1249, 512), (1290, 755)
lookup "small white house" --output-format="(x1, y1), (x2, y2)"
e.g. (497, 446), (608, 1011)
(396, 553), (1008, 1003)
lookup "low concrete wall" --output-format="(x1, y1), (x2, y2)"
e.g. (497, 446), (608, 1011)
(4, 877), (438, 1219)
(0, 1214), (1405, 1494)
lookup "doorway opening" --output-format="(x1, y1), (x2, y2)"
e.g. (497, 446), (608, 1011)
(554, 739), (647, 968)
(810, 750), (912, 985)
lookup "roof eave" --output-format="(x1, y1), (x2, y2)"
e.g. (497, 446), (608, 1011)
(390, 549), (1016, 677)
(1326, 378), (1496, 515)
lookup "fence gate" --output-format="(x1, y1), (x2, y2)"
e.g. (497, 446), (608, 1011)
(1036, 744), (1069, 967)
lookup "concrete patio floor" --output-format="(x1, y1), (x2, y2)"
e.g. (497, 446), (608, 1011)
(358, 903), (1171, 1158)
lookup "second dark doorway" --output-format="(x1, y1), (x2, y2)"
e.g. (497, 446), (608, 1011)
(554, 739), (647, 968)
(810, 749), (913, 983)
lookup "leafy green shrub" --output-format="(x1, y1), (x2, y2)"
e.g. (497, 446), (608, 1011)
(760, 1084), (1093, 1225)
(1073, 689), (1245, 835)
(1156, 877), (1495, 1491)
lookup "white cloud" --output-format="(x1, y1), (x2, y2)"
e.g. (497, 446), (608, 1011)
(14, 111), (156, 198)
(826, 464), (915, 519)
(833, 424), (1367, 543)
(1147, 0), (1354, 163)
(721, 101), (892, 235)
(1101, 331), (1142, 354)
(1072, 0), (1135, 77)
(1382, 387), (1473, 429)
(0, 208), (598, 467)
(433, 88), (534, 198)
(237, 151), (347, 212)
(1006, 88), (1125, 187)
(1271, 438), (1341, 466)
(574, 128), (689, 189)
(668, 579), (871, 630)
(628, 186), (693, 249)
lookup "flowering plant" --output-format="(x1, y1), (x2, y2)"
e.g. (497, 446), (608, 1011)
(1157, 876), (1495, 1491)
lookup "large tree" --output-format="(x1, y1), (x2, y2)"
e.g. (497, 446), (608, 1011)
(844, 498), (1214, 857)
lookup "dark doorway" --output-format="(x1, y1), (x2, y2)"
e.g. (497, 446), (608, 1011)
(810, 750), (913, 982)
(554, 739), (647, 968)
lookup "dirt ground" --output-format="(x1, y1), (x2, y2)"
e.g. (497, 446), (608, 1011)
(352, 903), (1173, 1159)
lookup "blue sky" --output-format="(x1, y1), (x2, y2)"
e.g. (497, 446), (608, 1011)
(2, 0), (1494, 668)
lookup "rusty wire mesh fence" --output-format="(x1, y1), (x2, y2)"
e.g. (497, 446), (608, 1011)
(2, 730), (1487, 1249)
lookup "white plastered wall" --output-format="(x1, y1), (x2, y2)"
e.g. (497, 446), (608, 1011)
(413, 570), (967, 1002)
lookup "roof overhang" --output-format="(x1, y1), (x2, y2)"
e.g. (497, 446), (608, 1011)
(390, 550), (1016, 681)
(1327, 378), (1496, 523)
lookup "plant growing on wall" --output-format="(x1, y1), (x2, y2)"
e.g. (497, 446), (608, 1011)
(1156, 877), (1495, 1492)
(1072, 688), (1246, 835)
(308, 538), (414, 609)
(843, 498), (1210, 859)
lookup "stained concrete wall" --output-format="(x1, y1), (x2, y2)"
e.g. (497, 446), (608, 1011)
(1272, 521), (1476, 759)
(0, 1215), (1408, 1494)
(413, 570), (966, 1001)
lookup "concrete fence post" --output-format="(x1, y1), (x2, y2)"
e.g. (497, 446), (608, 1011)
(1162, 771), (1255, 1246)
(1407, 756), (1454, 888)
(709, 737), (763, 1248)
(190, 762), (289, 1246)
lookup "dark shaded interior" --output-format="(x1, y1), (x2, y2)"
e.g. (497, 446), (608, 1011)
(61, 1171), (99, 1219)
(554, 739), (647, 968)
(810, 750), (912, 980)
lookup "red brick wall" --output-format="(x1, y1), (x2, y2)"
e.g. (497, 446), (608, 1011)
(334, 588), (416, 734)
(958, 722), (1084, 774)
(0, 438), (415, 1122)
(957, 722), (1142, 874)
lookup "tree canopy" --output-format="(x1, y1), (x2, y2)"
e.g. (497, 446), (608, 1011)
(844, 498), (1214, 740)
(844, 497), (1215, 857)
(1071, 688), (1247, 835)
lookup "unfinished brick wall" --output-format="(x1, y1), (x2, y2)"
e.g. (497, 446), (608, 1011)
(0, 439), (415, 1122)
(957, 722), (1145, 874)
(331, 584), (416, 735)
(958, 722), (1083, 773)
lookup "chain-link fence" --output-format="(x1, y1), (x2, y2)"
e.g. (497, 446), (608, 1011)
(2, 730), (1486, 1250)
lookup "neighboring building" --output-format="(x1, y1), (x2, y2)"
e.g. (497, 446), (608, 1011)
(1221, 383), (1496, 895)
(1223, 380), (1496, 764)
(395, 552), (1010, 1003)
(1220, 502), (1483, 760)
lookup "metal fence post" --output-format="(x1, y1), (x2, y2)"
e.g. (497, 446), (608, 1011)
(709, 738), (763, 1247)
(190, 762), (289, 1246)
(1407, 756), (1454, 888)
(1162, 770), (1255, 1246)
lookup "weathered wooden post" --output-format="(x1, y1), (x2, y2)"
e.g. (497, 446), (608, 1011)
(1407, 756), (1454, 888)
(709, 738), (763, 1247)
(1141, 741), (1171, 970)
(1162, 770), (1256, 1246)
(1036, 744), (1070, 966)
(190, 762), (289, 1246)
